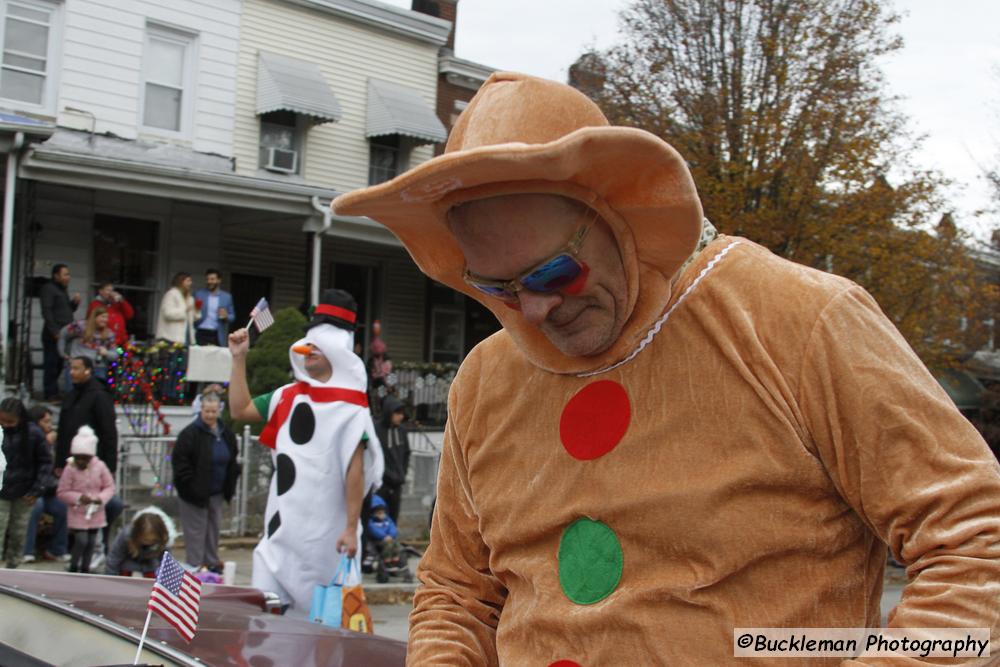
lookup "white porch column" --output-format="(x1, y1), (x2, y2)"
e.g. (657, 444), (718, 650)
(1, 132), (24, 383)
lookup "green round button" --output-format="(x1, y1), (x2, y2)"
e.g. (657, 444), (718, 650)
(558, 518), (623, 605)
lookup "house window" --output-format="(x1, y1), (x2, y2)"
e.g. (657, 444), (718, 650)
(141, 25), (195, 133)
(259, 110), (300, 174)
(0, 0), (59, 110)
(369, 136), (402, 185)
(93, 215), (160, 340)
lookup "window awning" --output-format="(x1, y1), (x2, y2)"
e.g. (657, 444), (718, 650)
(257, 52), (342, 124)
(366, 79), (447, 145)
(936, 368), (985, 410)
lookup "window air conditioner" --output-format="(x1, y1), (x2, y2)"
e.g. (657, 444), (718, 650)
(265, 147), (298, 173)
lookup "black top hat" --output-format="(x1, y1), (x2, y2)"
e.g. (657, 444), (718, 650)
(307, 288), (358, 332)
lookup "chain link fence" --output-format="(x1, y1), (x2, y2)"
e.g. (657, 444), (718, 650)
(117, 426), (442, 541)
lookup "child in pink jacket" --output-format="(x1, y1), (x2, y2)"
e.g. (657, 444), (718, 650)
(56, 426), (115, 573)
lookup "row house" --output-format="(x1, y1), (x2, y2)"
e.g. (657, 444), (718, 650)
(0, 0), (499, 392)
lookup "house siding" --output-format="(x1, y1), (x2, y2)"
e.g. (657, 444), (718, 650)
(233, 0), (441, 191)
(220, 229), (428, 362)
(323, 236), (427, 362)
(57, 0), (241, 156)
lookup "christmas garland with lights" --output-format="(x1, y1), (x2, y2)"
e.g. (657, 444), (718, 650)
(108, 340), (191, 436)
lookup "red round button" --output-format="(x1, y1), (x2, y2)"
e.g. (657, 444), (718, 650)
(559, 380), (631, 461)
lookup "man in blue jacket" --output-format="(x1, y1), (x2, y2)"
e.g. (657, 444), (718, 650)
(193, 269), (234, 346)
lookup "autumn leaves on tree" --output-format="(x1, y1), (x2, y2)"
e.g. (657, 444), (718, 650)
(577, 0), (996, 369)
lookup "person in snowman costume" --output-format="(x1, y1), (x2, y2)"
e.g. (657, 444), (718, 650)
(228, 289), (383, 615)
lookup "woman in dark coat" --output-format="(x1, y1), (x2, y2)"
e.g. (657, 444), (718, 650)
(172, 393), (240, 571)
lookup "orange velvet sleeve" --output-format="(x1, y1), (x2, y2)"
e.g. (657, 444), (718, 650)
(797, 287), (1000, 664)
(408, 356), (507, 666)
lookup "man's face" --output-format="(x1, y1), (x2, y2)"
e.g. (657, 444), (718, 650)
(98, 284), (114, 301)
(55, 267), (71, 287)
(206, 273), (221, 291)
(391, 410), (405, 426)
(450, 194), (629, 357)
(69, 358), (91, 385)
(303, 345), (333, 382)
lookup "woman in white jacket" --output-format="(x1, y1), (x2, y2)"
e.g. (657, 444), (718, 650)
(155, 272), (195, 344)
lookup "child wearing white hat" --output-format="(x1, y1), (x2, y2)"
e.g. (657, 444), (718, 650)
(56, 426), (115, 573)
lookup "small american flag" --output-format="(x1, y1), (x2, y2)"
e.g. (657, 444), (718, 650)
(148, 551), (202, 642)
(249, 297), (275, 333)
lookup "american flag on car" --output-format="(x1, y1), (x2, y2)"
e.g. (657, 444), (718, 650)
(147, 551), (202, 642)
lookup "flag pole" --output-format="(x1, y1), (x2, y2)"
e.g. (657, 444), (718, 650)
(133, 608), (153, 664)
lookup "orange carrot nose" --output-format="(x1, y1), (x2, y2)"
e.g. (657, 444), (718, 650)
(291, 344), (313, 356)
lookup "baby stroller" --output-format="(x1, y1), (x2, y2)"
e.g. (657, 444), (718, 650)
(364, 495), (413, 583)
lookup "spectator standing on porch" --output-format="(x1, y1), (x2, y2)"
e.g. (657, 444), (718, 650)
(39, 264), (81, 400)
(194, 269), (234, 346)
(155, 272), (196, 344)
(88, 282), (134, 347)
(58, 306), (119, 385)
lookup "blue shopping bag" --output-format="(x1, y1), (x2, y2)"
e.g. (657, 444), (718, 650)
(310, 555), (371, 631)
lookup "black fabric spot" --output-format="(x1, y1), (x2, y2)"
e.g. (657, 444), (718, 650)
(289, 403), (315, 444)
(276, 453), (295, 496)
(267, 511), (281, 538)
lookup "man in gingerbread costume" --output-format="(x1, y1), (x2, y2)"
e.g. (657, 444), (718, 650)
(228, 289), (383, 616)
(333, 73), (1000, 664)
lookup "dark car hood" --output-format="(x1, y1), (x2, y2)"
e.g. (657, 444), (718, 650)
(0, 569), (406, 667)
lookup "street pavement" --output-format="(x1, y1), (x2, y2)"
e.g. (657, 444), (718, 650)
(18, 543), (908, 645)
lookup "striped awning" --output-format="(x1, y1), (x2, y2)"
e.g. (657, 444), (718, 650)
(256, 52), (342, 124)
(366, 78), (447, 145)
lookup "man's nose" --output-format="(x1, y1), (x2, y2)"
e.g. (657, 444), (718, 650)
(518, 290), (563, 325)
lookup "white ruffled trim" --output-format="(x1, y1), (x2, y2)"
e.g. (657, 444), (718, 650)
(577, 240), (742, 378)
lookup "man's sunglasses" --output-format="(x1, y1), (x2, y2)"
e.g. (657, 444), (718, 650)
(462, 210), (597, 302)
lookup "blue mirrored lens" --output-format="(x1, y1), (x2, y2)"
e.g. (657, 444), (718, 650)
(521, 254), (581, 292)
(470, 283), (516, 300)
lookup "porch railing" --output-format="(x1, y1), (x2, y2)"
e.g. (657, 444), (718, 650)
(373, 363), (457, 427)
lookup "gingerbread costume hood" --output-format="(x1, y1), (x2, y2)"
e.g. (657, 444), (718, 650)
(333, 72), (703, 375)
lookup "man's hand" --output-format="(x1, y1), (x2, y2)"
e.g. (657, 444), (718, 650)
(54, 467), (62, 478)
(336, 528), (358, 559)
(219, 307), (229, 320)
(229, 329), (250, 358)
